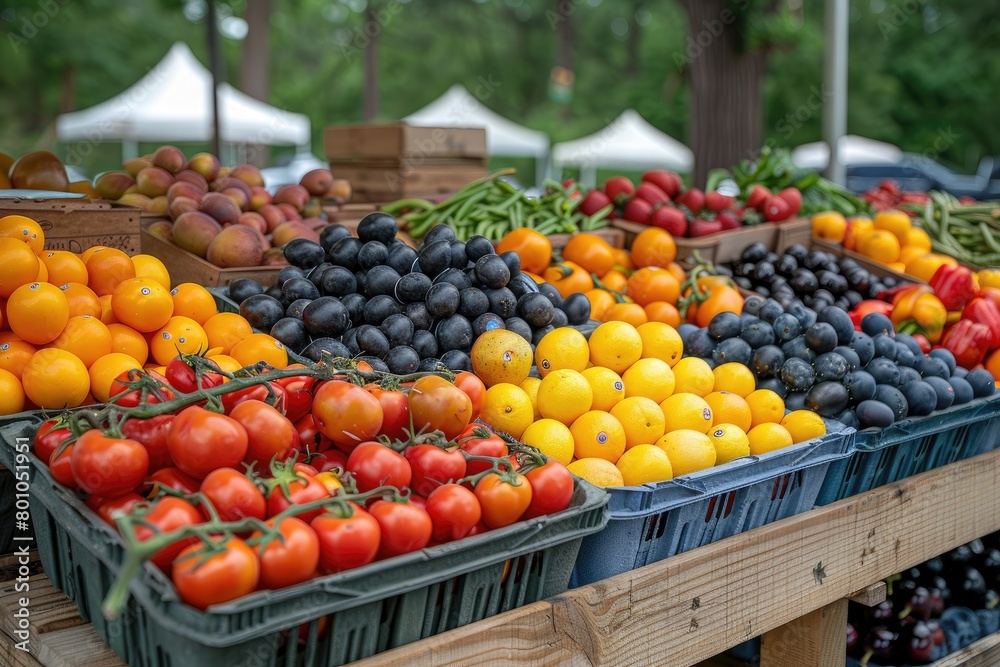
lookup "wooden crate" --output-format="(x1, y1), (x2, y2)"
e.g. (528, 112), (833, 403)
(331, 163), (487, 203)
(140, 219), (283, 287)
(324, 122), (487, 162)
(0, 198), (141, 255)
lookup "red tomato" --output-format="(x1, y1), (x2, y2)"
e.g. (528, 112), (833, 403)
(70, 430), (149, 497)
(33, 419), (71, 463)
(467, 521), (489, 537)
(294, 414), (322, 452)
(109, 370), (174, 408)
(96, 493), (145, 526)
(313, 449), (348, 474)
(49, 443), (76, 489)
(345, 442), (412, 493)
(167, 406), (248, 479)
(523, 462), (574, 519)
(273, 374), (315, 423)
(172, 537), (259, 610)
(229, 400), (300, 471)
(120, 415), (175, 472)
(408, 376), (472, 440)
(165, 357), (224, 394)
(250, 517), (320, 590)
(310, 503), (381, 572)
(144, 467), (200, 496)
(293, 462), (319, 477)
(459, 424), (509, 475)
(454, 372), (485, 421)
(135, 496), (204, 571)
(368, 500), (432, 558)
(404, 444), (466, 497)
(200, 468), (267, 522)
(425, 483), (482, 542)
(474, 473), (532, 529)
(312, 381), (383, 449)
(221, 382), (286, 414)
(369, 386), (410, 442)
(266, 470), (330, 523)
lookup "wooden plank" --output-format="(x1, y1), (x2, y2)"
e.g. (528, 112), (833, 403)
(324, 124), (488, 161)
(0, 199), (141, 255)
(0, 629), (44, 667)
(848, 581), (887, 607)
(760, 599), (847, 667)
(349, 448), (1000, 667)
(931, 631), (1000, 667)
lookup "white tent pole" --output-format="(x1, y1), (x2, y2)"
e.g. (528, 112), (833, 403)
(122, 140), (139, 161)
(823, 0), (848, 184)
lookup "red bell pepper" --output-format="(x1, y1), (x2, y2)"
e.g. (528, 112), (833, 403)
(930, 264), (975, 311)
(962, 297), (1000, 348)
(941, 319), (994, 369)
(912, 333), (932, 354)
(850, 300), (894, 330)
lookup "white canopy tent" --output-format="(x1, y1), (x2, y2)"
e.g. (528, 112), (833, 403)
(792, 135), (904, 170)
(56, 42), (311, 163)
(404, 84), (550, 185)
(551, 109), (693, 186)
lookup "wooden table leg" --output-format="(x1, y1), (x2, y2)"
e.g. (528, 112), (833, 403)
(760, 598), (848, 667)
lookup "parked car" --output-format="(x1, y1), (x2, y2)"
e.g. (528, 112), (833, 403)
(846, 154), (1000, 199)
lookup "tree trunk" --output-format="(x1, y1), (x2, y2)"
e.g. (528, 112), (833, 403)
(555, 0), (574, 122)
(363, 5), (379, 121)
(680, 0), (768, 187)
(625, 3), (643, 78)
(59, 65), (74, 114)
(242, 0), (272, 165)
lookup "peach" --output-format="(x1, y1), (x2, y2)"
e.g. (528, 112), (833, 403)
(175, 169), (209, 191)
(123, 157), (152, 178)
(249, 186), (272, 211)
(167, 181), (204, 204)
(95, 172), (136, 200)
(136, 166), (173, 198)
(327, 178), (352, 201)
(301, 217), (326, 231)
(300, 169), (334, 197)
(168, 196), (200, 220)
(229, 164), (264, 188)
(173, 211), (222, 258)
(273, 184), (310, 210)
(277, 203), (302, 221)
(222, 187), (250, 211)
(302, 198), (322, 219)
(152, 146), (187, 174)
(257, 204), (286, 232)
(238, 211), (267, 234)
(147, 220), (174, 242)
(206, 225), (265, 268)
(272, 221), (320, 247)
(149, 196), (169, 215)
(262, 247), (289, 266)
(188, 152), (221, 183)
(117, 193), (153, 211)
(123, 185), (140, 195)
(200, 192), (242, 225)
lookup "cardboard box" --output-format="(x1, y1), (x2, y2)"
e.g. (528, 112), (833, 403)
(141, 219), (283, 287)
(325, 122), (488, 162)
(0, 197), (141, 255)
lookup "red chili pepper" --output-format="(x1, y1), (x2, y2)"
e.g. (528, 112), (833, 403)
(941, 319), (994, 369)
(962, 298), (1000, 348)
(850, 300), (894, 329)
(930, 264), (976, 311)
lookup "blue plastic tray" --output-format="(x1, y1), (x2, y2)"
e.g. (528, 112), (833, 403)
(571, 420), (854, 586)
(816, 392), (1000, 506)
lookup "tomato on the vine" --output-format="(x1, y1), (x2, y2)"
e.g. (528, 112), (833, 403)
(454, 372), (486, 421)
(312, 381), (383, 450)
(144, 467), (200, 496)
(294, 414), (322, 452)
(33, 418), (71, 463)
(48, 443), (76, 489)
(408, 376), (472, 439)
(165, 357), (225, 394)
(95, 493), (145, 526)
(221, 381), (286, 414)
(273, 374), (315, 423)
(229, 400), (299, 471)
(250, 517), (320, 590)
(120, 415), (175, 472)
(313, 449), (348, 474)
(172, 537), (259, 610)
(135, 496), (204, 571)
(293, 462), (319, 477)
(346, 442), (412, 493)
(200, 468), (266, 522)
(314, 471), (343, 494)
(474, 473), (532, 529)
(266, 469), (330, 523)
(310, 503), (381, 572)
(70, 430), (149, 497)
(368, 499), (432, 558)
(167, 406), (248, 479)
(523, 462), (574, 519)
(368, 386), (409, 442)
(459, 424), (509, 475)
(109, 370), (174, 408)
(425, 483), (482, 542)
(405, 444), (466, 497)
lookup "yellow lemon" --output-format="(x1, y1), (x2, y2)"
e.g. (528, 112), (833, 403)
(636, 321), (683, 367)
(712, 362), (756, 398)
(581, 366), (625, 411)
(707, 423), (751, 465)
(779, 410), (827, 443)
(610, 396), (665, 450)
(659, 393), (714, 434)
(622, 357), (675, 403)
(519, 376), (543, 420)
(470, 329), (533, 387)
(615, 444), (673, 485)
(747, 422), (794, 455)
(655, 430), (717, 477)
(535, 327), (590, 377)
(570, 410), (627, 462)
(746, 389), (786, 428)
(481, 383), (534, 439)
(567, 458), (624, 488)
(520, 419), (575, 465)
(672, 357), (715, 397)
(704, 391), (752, 432)
(588, 321), (642, 374)
(537, 368), (594, 425)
